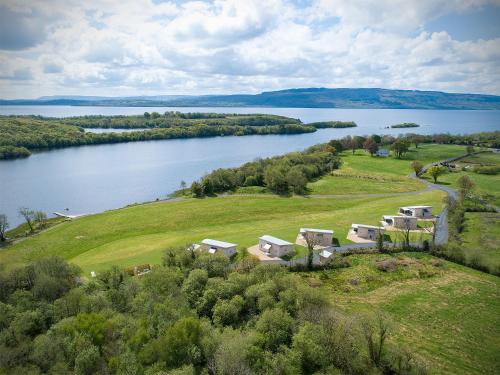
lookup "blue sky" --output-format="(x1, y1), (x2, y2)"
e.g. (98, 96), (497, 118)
(0, 0), (499, 98)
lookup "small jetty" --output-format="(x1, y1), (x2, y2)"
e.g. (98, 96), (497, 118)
(53, 212), (87, 219)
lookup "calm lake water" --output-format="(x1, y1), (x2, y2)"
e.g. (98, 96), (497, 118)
(1, 105), (499, 226)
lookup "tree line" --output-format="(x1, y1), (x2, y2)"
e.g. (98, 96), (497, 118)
(46, 113), (303, 129)
(189, 145), (342, 196)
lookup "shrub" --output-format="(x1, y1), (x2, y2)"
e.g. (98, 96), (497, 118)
(376, 258), (398, 272)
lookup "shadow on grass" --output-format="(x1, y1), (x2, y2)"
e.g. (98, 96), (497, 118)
(383, 234), (393, 242)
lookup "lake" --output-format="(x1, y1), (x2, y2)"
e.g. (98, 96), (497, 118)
(1, 105), (499, 227)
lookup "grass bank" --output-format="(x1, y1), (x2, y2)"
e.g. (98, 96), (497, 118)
(302, 253), (500, 375)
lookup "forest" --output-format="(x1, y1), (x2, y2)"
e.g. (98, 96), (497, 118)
(0, 115), (317, 160)
(0, 252), (429, 375)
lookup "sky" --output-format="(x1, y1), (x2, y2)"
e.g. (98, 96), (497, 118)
(0, 0), (500, 99)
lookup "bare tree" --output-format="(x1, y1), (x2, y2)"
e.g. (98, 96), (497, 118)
(401, 217), (413, 249)
(303, 231), (323, 270)
(0, 214), (9, 242)
(18, 207), (35, 232)
(457, 175), (475, 201)
(34, 211), (48, 229)
(431, 219), (438, 249)
(376, 231), (385, 252)
(362, 313), (390, 368)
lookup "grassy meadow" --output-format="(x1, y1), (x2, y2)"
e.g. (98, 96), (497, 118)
(460, 212), (500, 267)
(429, 151), (500, 205)
(303, 253), (500, 375)
(307, 144), (466, 194)
(0, 190), (445, 273)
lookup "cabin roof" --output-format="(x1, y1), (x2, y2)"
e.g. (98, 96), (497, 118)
(383, 215), (417, 220)
(352, 223), (383, 229)
(400, 205), (432, 209)
(300, 228), (334, 234)
(259, 235), (292, 246)
(202, 239), (237, 248)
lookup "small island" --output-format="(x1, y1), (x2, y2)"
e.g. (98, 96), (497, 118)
(390, 122), (420, 128)
(307, 121), (357, 128)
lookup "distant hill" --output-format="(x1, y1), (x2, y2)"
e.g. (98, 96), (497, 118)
(2, 88), (500, 109)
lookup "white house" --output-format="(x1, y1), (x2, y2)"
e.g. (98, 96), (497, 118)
(201, 239), (237, 257)
(298, 228), (334, 247)
(351, 224), (384, 240)
(376, 149), (390, 157)
(382, 215), (418, 230)
(259, 235), (293, 258)
(399, 206), (433, 218)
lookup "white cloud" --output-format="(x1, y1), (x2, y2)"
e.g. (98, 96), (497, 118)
(0, 0), (499, 98)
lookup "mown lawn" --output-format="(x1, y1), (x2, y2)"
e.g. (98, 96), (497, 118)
(0, 190), (444, 273)
(304, 253), (500, 375)
(307, 144), (465, 195)
(340, 144), (466, 176)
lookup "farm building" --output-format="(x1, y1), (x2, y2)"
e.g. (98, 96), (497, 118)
(259, 235), (293, 258)
(298, 228), (334, 247)
(399, 206), (433, 218)
(382, 215), (418, 230)
(201, 239), (237, 257)
(350, 224), (384, 241)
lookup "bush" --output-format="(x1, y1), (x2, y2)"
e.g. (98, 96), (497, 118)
(376, 258), (398, 272)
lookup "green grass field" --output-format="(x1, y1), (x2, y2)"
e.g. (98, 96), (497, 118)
(0, 190), (444, 274)
(429, 152), (500, 206)
(307, 144), (466, 195)
(460, 212), (500, 267)
(303, 253), (500, 375)
(340, 144), (467, 175)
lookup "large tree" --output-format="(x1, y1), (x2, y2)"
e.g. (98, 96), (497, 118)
(392, 139), (410, 159)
